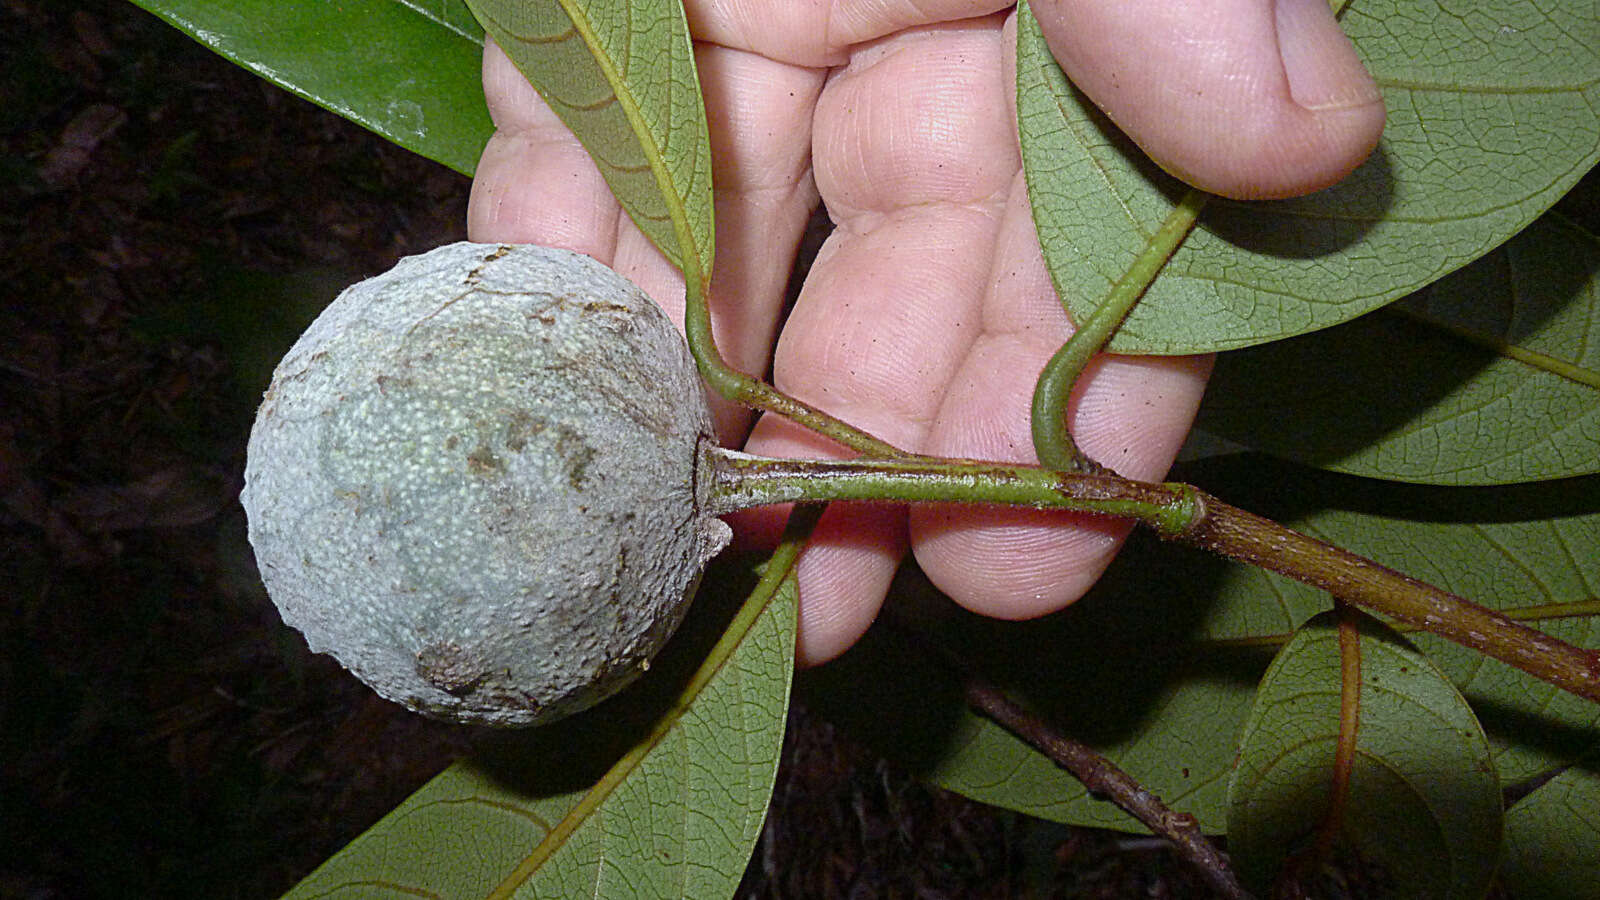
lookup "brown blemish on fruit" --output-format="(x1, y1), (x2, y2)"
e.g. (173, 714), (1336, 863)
(552, 425), (594, 488)
(466, 444), (500, 475)
(503, 410), (540, 453)
(415, 640), (485, 695)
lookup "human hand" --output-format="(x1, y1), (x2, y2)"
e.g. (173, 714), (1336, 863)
(466, 1), (1384, 666)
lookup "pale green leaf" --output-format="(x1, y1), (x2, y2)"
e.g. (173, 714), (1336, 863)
(1225, 611), (1501, 898)
(1017, 0), (1600, 354)
(463, 0), (714, 283)
(127, 0), (491, 175)
(803, 455), (1600, 854)
(279, 555), (793, 899)
(1501, 756), (1600, 900)
(1195, 210), (1600, 484)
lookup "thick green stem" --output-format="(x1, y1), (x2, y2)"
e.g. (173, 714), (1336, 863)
(702, 446), (1600, 705)
(1031, 188), (1207, 471)
(705, 447), (1200, 536)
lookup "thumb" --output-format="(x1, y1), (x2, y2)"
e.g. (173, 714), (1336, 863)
(1032, 0), (1384, 200)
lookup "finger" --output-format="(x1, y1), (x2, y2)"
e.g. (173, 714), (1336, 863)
(739, 14), (1019, 665)
(1034, 0), (1384, 199)
(468, 38), (622, 257)
(609, 44), (827, 442)
(685, 0), (1012, 67)
(908, 14), (1211, 619)
(468, 38), (825, 443)
(908, 174), (1213, 620)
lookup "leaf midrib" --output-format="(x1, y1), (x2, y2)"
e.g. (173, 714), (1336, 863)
(390, 0), (485, 42)
(550, 0), (708, 280)
(1374, 76), (1600, 96)
(1386, 305), (1600, 390)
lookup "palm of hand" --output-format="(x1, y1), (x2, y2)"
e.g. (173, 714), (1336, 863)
(465, 0), (1382, 665)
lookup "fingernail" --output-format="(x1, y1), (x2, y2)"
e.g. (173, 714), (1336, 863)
(1276, 0), (1383, 110)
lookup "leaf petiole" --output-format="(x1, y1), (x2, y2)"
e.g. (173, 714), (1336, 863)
(682, 276), (905, 457)
(1030, 188), (1207, 471)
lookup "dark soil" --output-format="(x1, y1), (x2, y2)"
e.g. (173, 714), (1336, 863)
(1, 2), (1234, 898)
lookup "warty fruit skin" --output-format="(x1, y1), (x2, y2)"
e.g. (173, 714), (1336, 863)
(242, 242), (731, 727)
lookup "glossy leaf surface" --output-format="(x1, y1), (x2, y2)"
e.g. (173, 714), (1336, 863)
(127, 0), (491, 175)
(1225, 611), (1501, 898)
(280, 556), (794, 899)
(1196, 210), (1600, 484)
(463, 0), (714, 282)
(1017, 0), (1600, 353)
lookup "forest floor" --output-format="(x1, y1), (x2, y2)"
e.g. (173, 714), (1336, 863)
(3, 1), (1245, 897)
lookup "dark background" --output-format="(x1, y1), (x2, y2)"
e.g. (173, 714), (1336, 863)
(0, 1), (1348, 897)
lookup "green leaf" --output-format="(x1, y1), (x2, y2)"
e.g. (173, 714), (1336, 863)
(1185, 457), (1600, 789)
(126, 0), (492, 176)
(1225, 611), (1501, 898)
(800, 546), (1269, 835)
(803, 456), (1600, 850)
(1502, 756), (1600, 900)
(462, 0), (715, 284)
(279, 553), (794, 899)
(1195, 210), (1600, 485)
(1016, 0), (1600, 354)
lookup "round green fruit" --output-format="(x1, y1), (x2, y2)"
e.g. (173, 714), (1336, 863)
(242, 242), (730, 727)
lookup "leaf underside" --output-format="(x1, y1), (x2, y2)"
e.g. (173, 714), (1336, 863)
(281, 554), (795, 900)
(148, 0), (1600, 894)
(803, 455), (1599, 892)
(1225, 611), (1501, 898)
(464, 0), (715, 282)
(1501, 755), (1600, 900)
(1196, 210), (1600, 485)
(1018, 0), (1600, 354)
